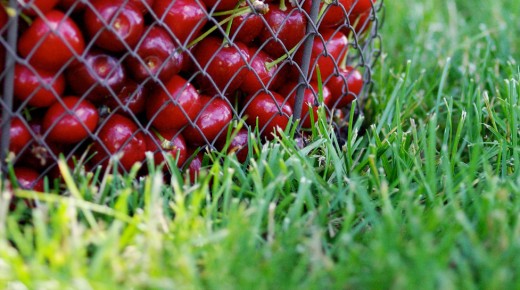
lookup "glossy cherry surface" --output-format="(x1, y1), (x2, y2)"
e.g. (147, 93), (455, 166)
(43, 96), (99, 144)
(18, 10), (85, 71)
(146, 75), (201, 131)
(244, 92), (293, 139)
(13, 63), (65, 107)
(152, 0), (207, 45)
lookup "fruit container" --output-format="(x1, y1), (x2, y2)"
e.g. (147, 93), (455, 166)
(0, 0), (383, 185)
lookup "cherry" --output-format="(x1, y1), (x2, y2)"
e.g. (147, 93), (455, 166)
(66, 50), (126, 103)
(348, 11), (372, 35)
(91, 114), (146, 171)
(13, 63), (65, 107)
(258, 6), (307, 58)
(241, 46), (283, 94)
(244, 92), (293, 140)
(126, 25), (183, 82)
(279, 81), (332, 128)
(183, 96), (233, 146)
(12, 167), (44, 191)
(302, 0), (352, 28)
(216, 127), (249, 163)
(325, 66), (363, 108)
(130, 0), (155, 14)
(83, 0), (145, 52)
(18, 10), (85, 71)
(20, 0), (59, 17)
(152, 0), (207, 45)
(105, 80), (147, 116)
(193, 36), (250, 95)
(225, 12), (263, 44)
(145, 129), (187, 168)
(183, 148), (204, 183)
(42, 96), (99, 144)
(1, 117), (31, 156)
(351, 0), (376, 15)
(295, 29), (348, 81)
(146, 75), (202, 131)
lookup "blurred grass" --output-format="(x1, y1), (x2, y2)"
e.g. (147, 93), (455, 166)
(2, 0), (520, 289)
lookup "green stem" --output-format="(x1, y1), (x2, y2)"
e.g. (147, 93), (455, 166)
(187, 8), (252, 49)
(265, 38), (304, 71)
(279, 0), (287, 11)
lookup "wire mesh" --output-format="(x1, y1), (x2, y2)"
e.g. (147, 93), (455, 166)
(0, 0), (383, 187)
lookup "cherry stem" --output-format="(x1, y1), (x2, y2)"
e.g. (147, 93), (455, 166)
(264, 38), (304, 71)
(317, 3), (329, 21)
(187, 7), (252, 49)
(222, 2), (244, 46)
(279, 0), (287, 11)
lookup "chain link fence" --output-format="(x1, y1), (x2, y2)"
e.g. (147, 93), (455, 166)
(0, 0), (383, 186)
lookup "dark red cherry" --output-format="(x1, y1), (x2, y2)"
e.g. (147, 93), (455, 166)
(241, 46), (282, 94)
(295, 29), (348, 81)
(84, 0), (145, 52)
(225, 12), (263, 44)
(1, 117), (31, 156)
(66, 50), (126, 103)
(20, 0), (59, 17)
(193, 36), (250, 95)
(105, 80), (147, 116)
(91, 114), (146, 171)
(152, 0), (207, 45)
(244, 92), (293, 140)
(202, 0), (238, 11)
(216, 127), (249, 163)
(42, 96), (99, 144)
(302, 0), (352, 28)
(13, 63), (65, 107)
(279, 81), (332, 128)
(146, 75), (202, 131)
(18, 10), (85, 71)
(183, 96), (233, 146)
(326, 66), (363, 108)
(126, 25), (183, 82)
(145, 129), (187, 167)
(258, 6), (307, 58)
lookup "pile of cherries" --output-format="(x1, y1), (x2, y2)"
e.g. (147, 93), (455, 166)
(1, 0), (375, 190)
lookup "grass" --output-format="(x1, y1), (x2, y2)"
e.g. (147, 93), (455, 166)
(2, 0), (520, 288)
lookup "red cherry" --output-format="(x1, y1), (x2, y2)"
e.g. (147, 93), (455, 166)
(91, 114), (146, 171)
(106, 80), (147, 116)
(146, 75), (201, 131)
(20, 0), (59, 17)
(18, 10), (85, 71)
(351, 0), (376, 15)
(1, 117), (31, 155)
(241, 46), (283, 94)
(183, 149), (204, 183)
(193, 36), (250, 95)
(13, 167), (44, 191)
(84, 0), (145, 52)
(42, 96), (99, 144)
(348, 11), (372, 35)
(183, 96), (233, 146)
(13, 63), (65, 107)
(244, 92), (293, 140)
(302, 0), (352, 28)
(225, 12), (263, 44)
(126, 25), (183, 82)
(279, 81), (332, 128)
(66, 50), (126, 103)
(258, 6), (307, 58)
(326, 66), (363, 108)
(152, 0), (207, 45)
(145, 129), (187, 167)
(295, 29), (348, 81)
(216, 127), (249, 163)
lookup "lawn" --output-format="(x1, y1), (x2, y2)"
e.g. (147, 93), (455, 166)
(2, 0), (520, 289)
